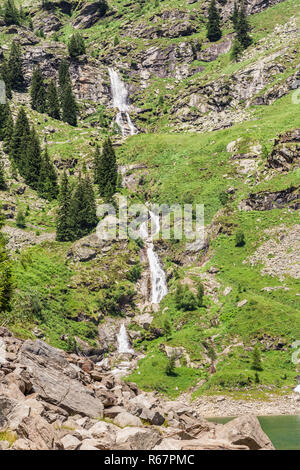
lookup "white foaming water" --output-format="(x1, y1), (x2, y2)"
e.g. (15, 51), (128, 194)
(117, 323), (134, 354)
(139, 211), (168, 304)
(108, 67), (137, 137)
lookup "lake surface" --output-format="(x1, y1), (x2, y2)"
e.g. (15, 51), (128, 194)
(208, 415), (300, 450)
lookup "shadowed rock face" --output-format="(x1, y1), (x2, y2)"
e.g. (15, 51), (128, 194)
(239, 186), (300, 211)
(268, 129), (300, 171)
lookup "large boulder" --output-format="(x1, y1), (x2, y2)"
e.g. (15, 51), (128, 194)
(215, 415), (275, 450)
(115, 427), (161, 450)
(18, 340), (104, 419)
(114, 411), (143, 428)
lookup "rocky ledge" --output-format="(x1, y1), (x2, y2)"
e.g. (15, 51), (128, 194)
(0, 328), (275, 450)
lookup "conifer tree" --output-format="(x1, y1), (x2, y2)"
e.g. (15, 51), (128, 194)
(68, 33), (86, 58)
(70, 174), (97, 239)
(30, 65), (46, 113)
(10, 107), (30, 168)
(3, 110), (14, 154)
(207, 0), (222, 43)
(236, 3), (252, 49)
(8, 41), (25, 92)
(93, 144), (101, 184)
(58, 60), (71, 98)
(0, 104), (11, 141)
(24, 127), (42, 189)
(62, 84), (77, 126)
(56, 171), (73, 242)
(37, 147), (58, 200)
(4, 0), (20, 26)
(98, 138), (117, 199)
(252, 344), (262, 371)
(231, 2), (239, 30)
(46, 80), (60, 120)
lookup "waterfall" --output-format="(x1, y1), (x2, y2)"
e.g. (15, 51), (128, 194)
(140, 210), (168, 304)
(108, 67), (137, 137)
(117, 323), (134, 354)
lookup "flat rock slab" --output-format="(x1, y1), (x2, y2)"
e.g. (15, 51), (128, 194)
(19, 340), (104, 419)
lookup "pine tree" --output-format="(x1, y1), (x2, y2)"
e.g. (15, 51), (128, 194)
(70, 174), (97, 240)
(236, 3), (252, 49)
(8, 41), (25, 92)
(0, 154), (6, 190)
(24, 127), (42, 189)
(10, 107), (30, 168)
(252, 345), (262, 371)
(165, 353), (177, 376)
(56, 171), (74, 242)
(68, 32), (86, 58)
(62, 84), (77, 126)
(4, 0), (20, 26)
(231, 2), (239, 30)
(3, 111), (14, 154)
(230, 38), (243, 61)
(207, 0), (222, 43)
(98, 138), (117, 199)
(0, 103), (11, 141)
(30, 65), (46, 113)
(0, 59), (12, 99)
(58, 60), (71, 97)
(93, 144), (101, 184)
(37, 147), (58, 200)
(46, 80), (60, 120)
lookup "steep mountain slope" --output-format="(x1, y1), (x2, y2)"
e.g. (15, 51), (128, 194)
(0, 0), (299, 402)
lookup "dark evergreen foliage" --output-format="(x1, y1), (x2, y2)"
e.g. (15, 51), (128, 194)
(10, 107), (30, 168)
(70, 174), (98, 240)
(68, 32), (86, 58)
(46, 80), (60, 120)
(0, 59), (12, 99)
(98, 138), (118, 199)
(56, 171), (73, 242)
(207, 0), (222, 43)
(8, 41), (25, 92)
(24, 127), (42, 189)
(236, 3), (252, 49)
(62, 84), (77, 126)
(30, 65), (46, 113)
(37, 147), (58, 200)
(4, 0), (20, 26)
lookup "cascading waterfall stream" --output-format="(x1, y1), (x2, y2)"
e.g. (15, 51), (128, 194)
(139, 211), (168, 304)
(117, 323), (134, 355)
(108, 67), (137, 137)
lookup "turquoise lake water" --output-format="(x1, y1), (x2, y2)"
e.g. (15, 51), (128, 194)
(208, 415), (300, 450)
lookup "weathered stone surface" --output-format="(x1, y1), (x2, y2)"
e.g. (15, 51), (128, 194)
(72, 1), (107, 29)
(61, 434), (81, 451)
(239, 186), (300, 211)
(115, 427), (161, 450)
(114, 411), (143, 428)
(18, 340), (104, 418)
(215, 415), (275, 450)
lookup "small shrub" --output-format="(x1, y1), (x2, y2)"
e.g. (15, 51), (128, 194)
(235, 230), (245, 247)
(16, 210), (26, 228)
(165, 354), (177, 376)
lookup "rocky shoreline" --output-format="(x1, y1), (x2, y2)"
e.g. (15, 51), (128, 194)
(190, 395), (300, 418)
(0, 327), (275, 450)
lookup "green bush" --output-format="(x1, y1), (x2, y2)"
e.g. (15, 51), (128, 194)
(235, 230), (245, 247)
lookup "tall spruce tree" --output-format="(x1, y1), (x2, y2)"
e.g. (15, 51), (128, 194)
(70, 174), (97, 239)
(46, 80), (60, 120)
(10, 107), (30, 168)
(68, 33), (86, 58)
(24, 127), (42, 189)
(207, 0), (222, 43)
(37, 147), (58, 200)
(236, 3), (252, 49)
(0, 104), (11, 141)
(8, 41), (25, 92)
(93, 144), (101, 184)
(56, 171), (74, 242)
(98, 137), (118, 199)
(4, 0), (20, 26)
(30, 65), (46, 113)
(231, 2), (239, 30)
(62, 84), (77, 126)
(58, 59), (71, 98)
(3, 110), (14, 154)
